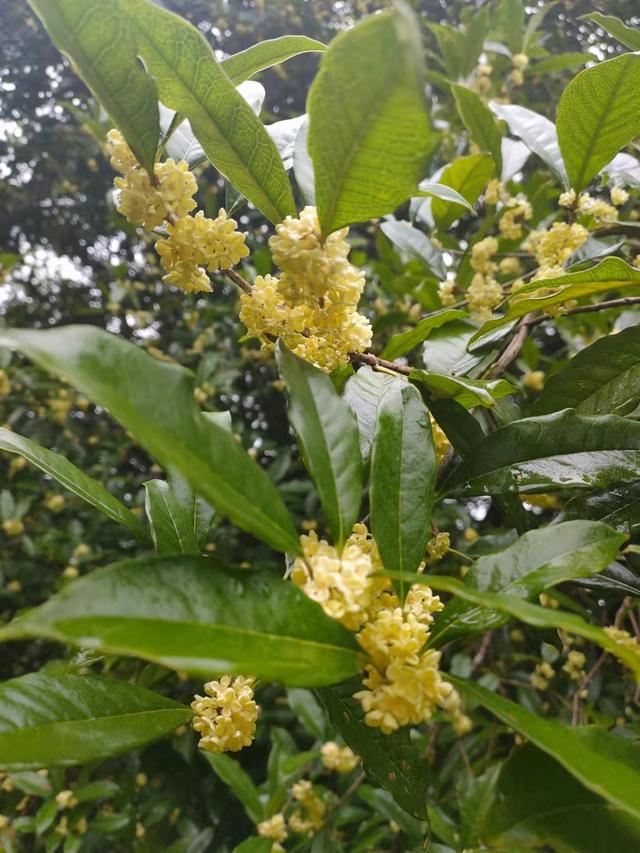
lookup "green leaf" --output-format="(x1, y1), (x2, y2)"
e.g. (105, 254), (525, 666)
(0, 428), (148, 541)
(531, 326), (640, 417)
(496, 0), (524, 54)
(0, 556), (361, 687)
(410, 369), (515, 409)
(474, 258), (640, 338)
(308, 8), (431, 235)
(144, 479), (200, 555)
(381, 309), (466, 361)
(398, 574), (640, 676)
(205, 754), (265, 824)
(430, 520), (626, 645)
(357, 786), (425, 837)
(370, 380), (436, 582)
(561, 483), (640, 529)
(277, 343), (362, 549)
(445, 409), (640, 496)
(286, 688), (328, 741)
(27, 0), (159, 174)
(221, 35), (326, 85)
(0, 326), (299, 555)
(344, 367), (398, 463)
(490, 102), (568, 185)
(527, 52), (590, 76)
(0, 673), (191, 771)
(126, 0), (295, 223)
(432, 154), (494, 231)
(423, 319), (494, 377)
(581, 14), (640, 54)
(317, 682), (430, 822)
(451, 84), (503, 175)
(379, 219), (445, 278)
(557, 54), (640, 192)
(428, 7), (491, 81)
(415, 181), (475, 211)
(233, 840), (272, 853)
(449, 676), (640, 822)
(481, 744), (640, 852)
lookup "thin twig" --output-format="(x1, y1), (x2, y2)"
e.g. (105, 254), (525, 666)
(223, 268), (253, 294)
(572, 651), (607, 726)
(471, 631), (493, 673)
(329, 770), (366, 814)
(349, 351), (411, 376)
(486, 313), (534, 378)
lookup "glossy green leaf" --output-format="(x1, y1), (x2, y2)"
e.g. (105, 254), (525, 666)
(286, 689), (328, 741)
(557, 54), (640, 192)
(398, 574), (640, 676)
(205, 754), (264, 823)
(482, 744), (640, 851)
(0, 427), (148, 541)
(144, 479), (200, 555)
(415, 181), (474, 211)
(445, 409), (640, 496)
(27, 0), (159, 174)
(317, 682), (430, 821)
(430, 520), (626, 645)
(561, 484), (640, 529)
(370, 379), (436, 583)
(432, 153), (494, 231)
(308, 8), (431, 235)
(126, 0), (295, 223)
(474, 258), (640, 339)
(451, 84), (503, 175)
(410, 369), (515, 409)
(343, 367), (398, 463)
(530, 326), (640, 417)
(423, 319), (494, 377)
(221, 35), (326, 85)
(0, 673), (191, 771)
(381, 309), (466, 361)
(490, 102), (568, 185)
(277, 343), (362, 549)
(0, 556), (360, 686)
(450, 676), (640, 821)
(581, 13), (640, 51)
(379, 219), (445, 278)
(0, 326), (299, 554)
(428, 7), (491, 81)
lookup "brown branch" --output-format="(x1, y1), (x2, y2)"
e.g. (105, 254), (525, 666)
(572, 651), (607, 726)
(223, 268), (253, 294)
(486, 313), (534, 378)
(527, 295), (640, 327)
(349, 351), (411, 376)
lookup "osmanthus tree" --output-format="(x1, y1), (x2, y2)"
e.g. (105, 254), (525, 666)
(1, 0), (640, 850)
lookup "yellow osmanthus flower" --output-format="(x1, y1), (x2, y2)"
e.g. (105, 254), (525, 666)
(470, 236), (498, 274)
(530, 661), (554, 691)
(3, 519), (24, 537)
(320, 741), (360, 773)
(525, 222), (588, 288)
(512, 53), (529, 70)
(499, 198), (532, 240)
(0, 370), (10, 397)
(485, 179), (505, 205)
(55, 790), (78, 809)
(44, 494), (65, 512)
(0, 815), (9, 830)
(523, 370), (545, 391)
(288, 780), (325, 835)
(426, 531), (450, 563)
(239, 206), (372, 372)
(107, 129), (197, 229)
(559, 189), (577, 208)
(466, 273), (503, 321)
(577, 193), (618, 224)
(438, 278), (457, 306)
(257, 812), (287, 847)
(603, 626), (640, 662)
(191, 676), (258, 754)
(562, 650), (586, 682)
(431, 414), (451, 465)
(508, 68), (524, 87)
(291, 524), (381, 630)
(610, 186), (629, 207)
(498, 256), (522, 277)
(156, 210), (249, 294)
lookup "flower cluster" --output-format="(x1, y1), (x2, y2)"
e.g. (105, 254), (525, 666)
(499, 197), (532, 240)
(562, 650), (586, 682)
(257, 813), (287, 851)
(292, 523), (469, 736)
(288, 781), (326, 835)
(431, 414), (451, 465)
(240, 206), (372, 372)
(291, 523), (382, 630)
(106, 129), (248, 294)
(426, 531), (450, 563)
(530, 661), (554, 691)
(468, 236), (502, 320)
(156, 210), (249, 293)
(191, 676), (258, 754)
(604, 626), (640, 662)
(526, 222), (588, 280)
(320, 741), (360, 773)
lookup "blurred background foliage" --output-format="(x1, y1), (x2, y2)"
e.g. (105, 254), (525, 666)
(1, 1), (639, 850)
